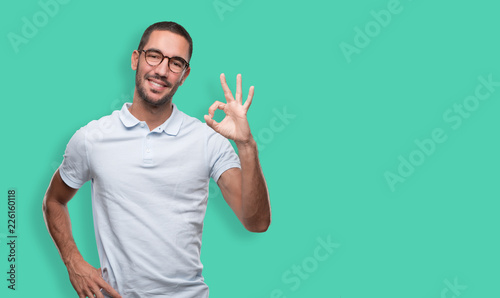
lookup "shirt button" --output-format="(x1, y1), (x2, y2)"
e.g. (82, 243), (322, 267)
(146, 149), (150, 153)
(146, 135), (150, 140)
(140, 123), (145, 128)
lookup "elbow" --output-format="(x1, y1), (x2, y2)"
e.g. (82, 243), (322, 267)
(241, 200), (272, 233)
(249, 225), (270, 233)
(244, 218), (271, 233)
(42, 196), (53, 224)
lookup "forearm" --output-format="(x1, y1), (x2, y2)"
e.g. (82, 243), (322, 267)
(43, 193), (121, 297)
(42, 197), (83, 265)
(42, 172), (121, 297)
(235, 138), (271, 232)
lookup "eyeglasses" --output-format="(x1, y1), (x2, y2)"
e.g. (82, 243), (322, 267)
(140, 49), (189, 73)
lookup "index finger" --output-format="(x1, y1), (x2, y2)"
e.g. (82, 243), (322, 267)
(207, 100), (226, 117)
(220, 73), (234, 102)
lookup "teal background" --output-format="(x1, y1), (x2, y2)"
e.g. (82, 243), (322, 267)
(1, 0), (500, 297)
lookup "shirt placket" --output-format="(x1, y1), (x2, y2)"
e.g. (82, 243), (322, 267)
(142, 123), (163, 165)
(141, 122), (153, 165)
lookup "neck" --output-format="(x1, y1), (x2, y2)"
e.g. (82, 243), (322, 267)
(128, 90), (173, 131)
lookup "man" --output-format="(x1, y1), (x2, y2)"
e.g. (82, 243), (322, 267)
(42, 21), (271, 298)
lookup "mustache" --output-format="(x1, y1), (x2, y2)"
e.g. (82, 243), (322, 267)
(146, 75), (172, 88)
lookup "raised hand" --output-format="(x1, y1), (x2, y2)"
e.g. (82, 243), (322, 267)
(204, 73), (254, 144)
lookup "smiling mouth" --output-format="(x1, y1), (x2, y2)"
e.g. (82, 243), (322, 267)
(147, 78), (170, 91)
(150, 80), (166, 87)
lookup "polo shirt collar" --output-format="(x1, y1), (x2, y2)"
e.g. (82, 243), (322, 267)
(119, 103), (139, 127)
(119, 102), (183, 136)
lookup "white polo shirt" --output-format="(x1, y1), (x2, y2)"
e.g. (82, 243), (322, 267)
(59, 102), (241, 298)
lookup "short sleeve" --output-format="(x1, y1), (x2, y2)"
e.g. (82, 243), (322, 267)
(206, 128), (241, 182)
(59, 127), (91, 189)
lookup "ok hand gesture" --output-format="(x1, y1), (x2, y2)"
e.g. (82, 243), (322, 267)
(204, 73), (254, 144)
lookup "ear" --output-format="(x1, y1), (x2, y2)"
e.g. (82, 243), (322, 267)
(179, 66), (191, 86)
(131, 50), (140, 70)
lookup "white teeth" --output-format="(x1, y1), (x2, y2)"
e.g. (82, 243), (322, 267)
(150, 80), (164, 88)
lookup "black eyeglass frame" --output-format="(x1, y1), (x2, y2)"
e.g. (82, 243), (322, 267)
(139, 49), (190, 73)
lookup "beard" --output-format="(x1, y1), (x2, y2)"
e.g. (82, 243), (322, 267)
(135, 62), (182, 107)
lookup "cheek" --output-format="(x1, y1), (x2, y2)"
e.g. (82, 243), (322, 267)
(139, 69), (153, 83)
(136, 61), (150, 78)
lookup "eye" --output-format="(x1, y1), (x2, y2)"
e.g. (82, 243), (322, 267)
(172, 58), (186, 67)
(148, 53), (161, 59)
(145, 50), (163, 59)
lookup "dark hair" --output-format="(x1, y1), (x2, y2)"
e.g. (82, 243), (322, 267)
(137, 21), (193, 61)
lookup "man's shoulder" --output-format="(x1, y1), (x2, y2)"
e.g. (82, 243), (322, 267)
(176, 107), (211, 133)
(72, 110), (120, 137)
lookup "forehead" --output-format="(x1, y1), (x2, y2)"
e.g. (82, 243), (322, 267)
(144, 30), (190, 60)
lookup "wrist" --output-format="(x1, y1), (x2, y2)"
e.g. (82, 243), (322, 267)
(62, 246), (83, 267)
(235, 137), (257, 150)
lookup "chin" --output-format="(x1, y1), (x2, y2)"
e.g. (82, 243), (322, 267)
(144, 94), (172, 107)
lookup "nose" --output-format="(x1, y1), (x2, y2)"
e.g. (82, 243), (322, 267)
(154, 57), (171, 77)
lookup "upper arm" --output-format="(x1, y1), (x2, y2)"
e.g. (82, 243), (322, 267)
(206, 127), (243, 219)
(44, 125), (91, 208)
(44, 169), (79, 206)
(217, 167), (243, 221)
